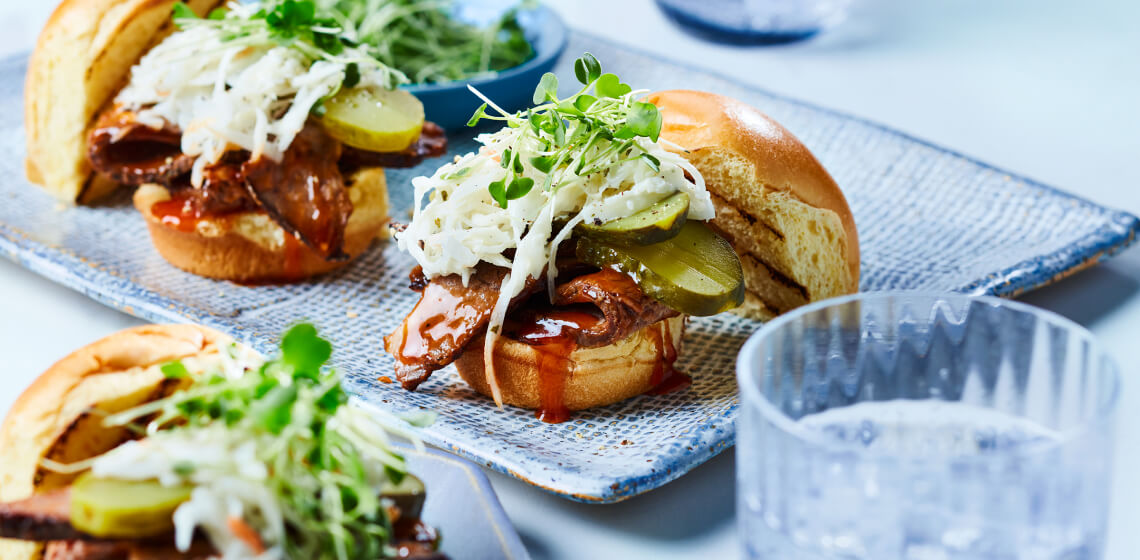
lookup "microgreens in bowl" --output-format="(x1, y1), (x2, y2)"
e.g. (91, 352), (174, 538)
(465, 52), (665, 208)
(315, 0), (536, 84)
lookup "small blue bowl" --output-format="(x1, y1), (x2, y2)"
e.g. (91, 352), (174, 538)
(402, 5), (567, 131)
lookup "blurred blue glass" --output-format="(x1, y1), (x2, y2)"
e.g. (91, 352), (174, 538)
(655, 0), (853, 44)
(736, 293), (1120, 559)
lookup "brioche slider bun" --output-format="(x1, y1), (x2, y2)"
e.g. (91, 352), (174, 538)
(133, 167), (390, 283)
(0, 325), (235, 560)
(455, 316), (686, 413)
(24, 0), (223, 203)
(650, 90), (860, 319)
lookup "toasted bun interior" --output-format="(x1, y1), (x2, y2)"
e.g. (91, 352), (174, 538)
(133, 167), (389, 282)
(24, 0), (223, 203)
(650, 90), (859, 319)
(454, 316), (686, 412)
(0, 325), (233, 559)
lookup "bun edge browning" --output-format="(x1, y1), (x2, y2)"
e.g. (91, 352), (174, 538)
(454, 316), (686, 412)
(133, 167), (390, 282)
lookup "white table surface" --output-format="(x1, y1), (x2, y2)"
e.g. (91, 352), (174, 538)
(2, 1), (1138, 558)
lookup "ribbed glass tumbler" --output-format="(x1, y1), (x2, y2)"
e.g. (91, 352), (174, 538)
(735, 293), (1120, 560)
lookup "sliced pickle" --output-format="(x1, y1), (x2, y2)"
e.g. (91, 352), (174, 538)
(576, 192), (689, 246)
(70, 473), (192, 539)
(382, 473), (426, 521)
(320, 87), (425, 152)
(576, 221), (744, 316)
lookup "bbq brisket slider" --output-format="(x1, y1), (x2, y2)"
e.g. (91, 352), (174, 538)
(24, 0), (446, 282)
(0, 324), (444, 559)
(384, 54), (858, 421)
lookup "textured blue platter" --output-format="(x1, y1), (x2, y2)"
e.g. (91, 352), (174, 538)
(397, 441), (530, 560)
(1, 32), (1137, 503)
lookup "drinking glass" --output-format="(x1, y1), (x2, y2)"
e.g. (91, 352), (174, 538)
(736, 293), (1120, 559)
(655, 0), (854, 44)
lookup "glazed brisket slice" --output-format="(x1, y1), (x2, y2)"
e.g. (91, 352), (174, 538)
(87, 106), (450, 262)
(242, 123), (353, 260)
(87, 109), (193, 186)
(44, 539), (217, 560)
(0, 489), (216, 558)
(3, 489), (446, 559)
(389, 265), (680, 390)
(339, 121), (448, 171)
(385, 264), (542, 390)
(161, 152), (260, 217)
(546, 268), (679, 348)
(0, 488), (88, 542)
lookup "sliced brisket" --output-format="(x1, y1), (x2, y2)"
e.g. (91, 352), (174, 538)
(87, 108), (193, 187)
(0, 489), (89, 542)
(340, 122), (448, 171)
(242, 123), (352, 260)
(385, 264), (540, 390)
(43, 539), (217, 560)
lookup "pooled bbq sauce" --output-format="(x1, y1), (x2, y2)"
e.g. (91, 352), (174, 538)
(150, 195), (200, 233)
(514, 310), (603, 345)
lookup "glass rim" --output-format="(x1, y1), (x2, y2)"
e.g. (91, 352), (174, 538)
(735, 290), (1122, 459)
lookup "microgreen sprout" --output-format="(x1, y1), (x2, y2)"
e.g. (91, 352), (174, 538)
(171, 0), (407, 90)
(466, 52), (665, 208)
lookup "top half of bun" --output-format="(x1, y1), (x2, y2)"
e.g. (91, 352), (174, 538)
(649, 90), (860, 316)
(24, 0), (223, 203)
(0, 324), (233, 505)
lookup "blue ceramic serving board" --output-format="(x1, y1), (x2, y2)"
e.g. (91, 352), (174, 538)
(1, 33), (1136, 503)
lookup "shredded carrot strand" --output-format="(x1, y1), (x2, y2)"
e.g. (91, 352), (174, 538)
(227, 516), (266, 555)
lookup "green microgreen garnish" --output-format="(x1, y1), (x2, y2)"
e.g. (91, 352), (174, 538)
(313, 0), (536, 84)
(171, 0), (406, 91)
(466, 52), (665, 208)
(103, 324), (424, 560)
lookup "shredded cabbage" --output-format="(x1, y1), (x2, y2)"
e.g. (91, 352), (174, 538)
(115, 2), (402, 186)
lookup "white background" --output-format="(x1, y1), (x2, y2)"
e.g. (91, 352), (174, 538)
(1, 1), (1138, 558)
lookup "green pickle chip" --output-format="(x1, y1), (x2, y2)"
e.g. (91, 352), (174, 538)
(70, 473), (193, 539)
(320, 87), (425, 153)
(576, 220), (745, 316)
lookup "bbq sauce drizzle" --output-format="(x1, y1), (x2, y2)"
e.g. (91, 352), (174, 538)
(514, 311), (687, 423)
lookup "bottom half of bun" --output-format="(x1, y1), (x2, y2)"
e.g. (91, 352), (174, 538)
(132, 167), (389, 283)
(454, 315), (687, 412)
